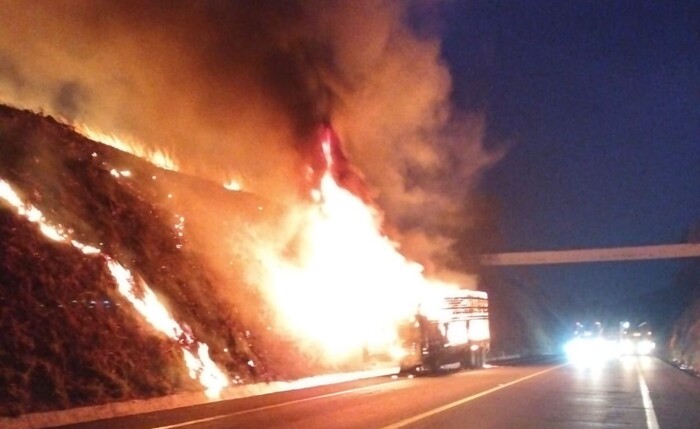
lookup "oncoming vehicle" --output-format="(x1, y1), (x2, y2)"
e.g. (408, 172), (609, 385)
(397, 290), (490, 374)
(619, 321), (656, 355)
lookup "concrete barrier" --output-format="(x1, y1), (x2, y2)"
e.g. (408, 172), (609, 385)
(1, 366), (399, 429)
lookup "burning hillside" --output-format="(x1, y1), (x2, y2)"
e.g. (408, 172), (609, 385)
(0, 105), (293, 415)
(0, 102), (483, 416)
(0, 1), (499, 417)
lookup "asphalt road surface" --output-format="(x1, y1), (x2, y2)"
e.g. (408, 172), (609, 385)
(56, 355), (700, 429)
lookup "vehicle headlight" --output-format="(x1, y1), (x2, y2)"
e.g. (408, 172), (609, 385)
(637, 340), (655, 355)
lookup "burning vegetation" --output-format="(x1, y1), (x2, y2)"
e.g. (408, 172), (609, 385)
(0, 103), (483, 416)
(0, 1), (500, 417)
(0, 106), (281, 415)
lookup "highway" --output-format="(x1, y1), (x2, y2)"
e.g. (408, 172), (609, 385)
(56, 356), (700, 429)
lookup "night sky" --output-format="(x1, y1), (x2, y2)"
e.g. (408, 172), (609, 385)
(439, 2), (700, 311)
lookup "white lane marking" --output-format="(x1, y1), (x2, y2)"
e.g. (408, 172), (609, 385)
(636, 360), (660, 429)
(151, 381), (399, 429)
(380, 364), (566, 429)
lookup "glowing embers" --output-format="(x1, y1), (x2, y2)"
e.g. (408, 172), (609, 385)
(75, 124), (179, 171)
(174, 214), (186, 249)
(0, 177), (228, 398)
(110, 169), (132, 178)
(223, 177), (243, 191)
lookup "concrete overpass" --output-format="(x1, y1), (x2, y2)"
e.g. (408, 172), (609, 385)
(481, 243), (700, 266)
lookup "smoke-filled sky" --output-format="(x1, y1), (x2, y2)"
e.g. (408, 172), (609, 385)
(1, 1), (699, 317)
(439, 1), (700, 312)
(0, 0), (496, 279)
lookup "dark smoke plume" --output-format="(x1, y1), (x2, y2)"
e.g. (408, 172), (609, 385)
(0, 0), (498, 278)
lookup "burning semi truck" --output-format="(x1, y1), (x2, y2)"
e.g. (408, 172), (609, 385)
(397, 289), (490, 374)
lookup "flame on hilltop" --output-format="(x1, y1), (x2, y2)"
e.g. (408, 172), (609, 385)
(75, 124), (180, 171)
(262, 128), (466, 362)
(0, 178), (228, 398)
(75, 122), (247, 194)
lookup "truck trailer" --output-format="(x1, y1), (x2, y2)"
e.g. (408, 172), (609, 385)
(397, 290), (490, 373)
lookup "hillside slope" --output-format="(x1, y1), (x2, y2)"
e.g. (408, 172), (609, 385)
(668, 233), (700, 374)
(0, 105), (315, 416)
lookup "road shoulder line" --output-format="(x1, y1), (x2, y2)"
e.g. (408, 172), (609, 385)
(636, 360), (660, 429)
(380, 364), (566, 429)
(152, 380), (399, 429)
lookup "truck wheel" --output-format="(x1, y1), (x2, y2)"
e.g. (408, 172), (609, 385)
(460, 353), (470, 370)
(475, 349), (486, 368)
(465, 348), (484, 369)
(427, 357), (440, 374)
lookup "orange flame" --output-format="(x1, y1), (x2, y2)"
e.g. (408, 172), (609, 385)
(0, 178), (228, 398)
(261, 129), (469, 362)
(74, 124), (179, 171)
(106, 259), (229, 398)
(12, 115), (481, 376)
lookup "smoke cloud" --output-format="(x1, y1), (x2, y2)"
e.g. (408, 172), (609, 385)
(0, 0), (497, 278)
